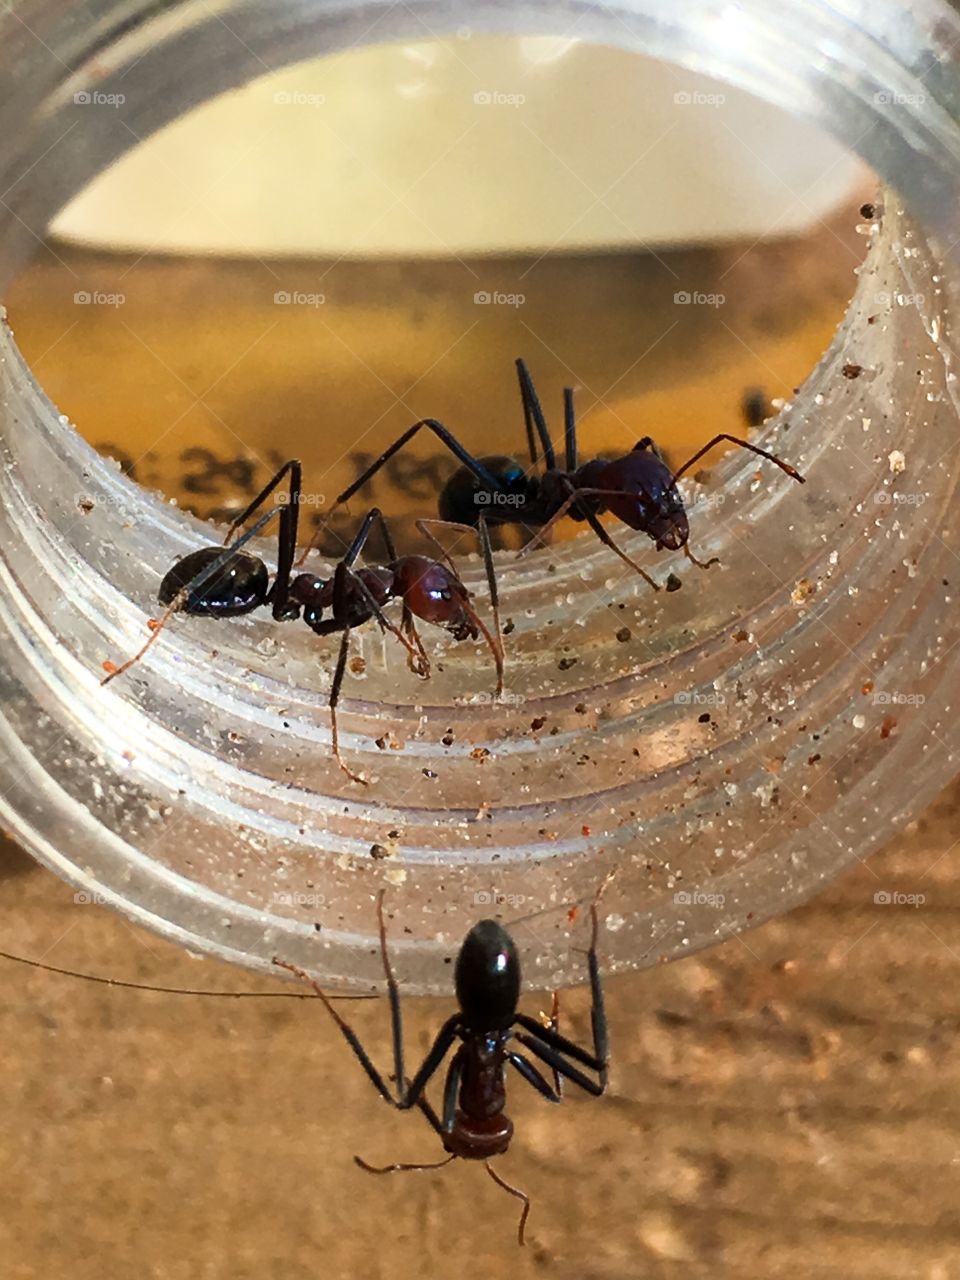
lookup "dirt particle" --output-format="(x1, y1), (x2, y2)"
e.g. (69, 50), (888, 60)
(470, 747), (491, 762)
(530, 716), (546, 732)
(369, 844), (389, 860)
(842, 362), (863, 379)
(616, 626), (632, 643)
(558, 656), (577, 671)
(665, 573), (683, 592)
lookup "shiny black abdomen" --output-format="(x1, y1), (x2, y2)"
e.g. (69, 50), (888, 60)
(158, 546), (269, 616)
(455, 920), (521, 1029)
(438, 456), (530, 526)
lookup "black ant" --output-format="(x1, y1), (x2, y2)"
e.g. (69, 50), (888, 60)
(101, 460), (503, 784)
(302, 358), (805, 590)
(274, 884), (611, 1246)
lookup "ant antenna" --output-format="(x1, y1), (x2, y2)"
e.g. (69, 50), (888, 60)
(354, 1154), (455, 1175)
(101, 505), (283, 686)
(0, 947), (373, 1001)
(485, 1161), (532, 1247)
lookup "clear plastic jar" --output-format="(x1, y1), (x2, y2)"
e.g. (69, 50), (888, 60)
(1, 0), (959, 993)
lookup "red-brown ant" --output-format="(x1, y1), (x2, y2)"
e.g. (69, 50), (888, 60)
(101, 460), (503, 783)
(302, 358), (804, 589)
(274, 885), (610, 1247)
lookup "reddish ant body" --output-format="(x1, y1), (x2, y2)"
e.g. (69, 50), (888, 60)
(101, 460), (502, 783)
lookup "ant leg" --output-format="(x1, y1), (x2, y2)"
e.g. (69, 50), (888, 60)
(683, 543), (720, 572)
(515, 883), (611, 1091)
(328, 627), (367, 785)
(516, 485), (661, 591)
(484, 1161), (532, 1248)
(222, 459), (303, 620)
(298, 419), (508, 565)
(563, 386), (578, 472)
(476, 515), (504, 695)
(373, 890), (462, 1113)
(515, 358), (557, 471)
(544, 990), (563, 1096)
(441, 1048), (465, 1132)
(101, 505), (284, 686)
(580, 510), (660, 593)
(414, 516), (504, 697)
(400, 607), (431, 679)
(271, 957), (400, 1102)
(329, 515), (423, 669)
(670, 433), (806, 486)
(507, 1051), (561, 1102)
(512, 1033), (605, 1097)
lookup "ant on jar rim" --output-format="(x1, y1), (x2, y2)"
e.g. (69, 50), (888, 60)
(100, 459), (504, 784)
(302, 357), (805, 590)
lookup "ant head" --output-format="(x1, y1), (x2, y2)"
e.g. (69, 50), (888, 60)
(593, 449), (690, 550)
(159, 546), (269, 616)
(393, 556), (477, 640)
(455, 919), (521, 1030)
(438, 455), (528, 525)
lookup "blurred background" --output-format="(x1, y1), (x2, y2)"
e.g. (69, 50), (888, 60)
(7, 36), (950, 1280)
(7, 37), (868, 553)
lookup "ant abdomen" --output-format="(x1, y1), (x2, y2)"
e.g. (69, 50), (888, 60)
(392, 556), (470, 631)
(439, 455), (528, 526)
(158, 547), (269, 615)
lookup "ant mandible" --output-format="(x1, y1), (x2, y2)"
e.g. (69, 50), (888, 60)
(274, 884), (610, 1246)
(301, 358), (805, 590)
(101, 459), (503, 784)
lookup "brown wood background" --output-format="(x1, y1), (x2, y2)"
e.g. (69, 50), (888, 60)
(2, 779), (959, 1280)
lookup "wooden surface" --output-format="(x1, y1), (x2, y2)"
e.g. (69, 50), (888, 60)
(5, 199), (947, 1277)
(2, 780), (960, 1280)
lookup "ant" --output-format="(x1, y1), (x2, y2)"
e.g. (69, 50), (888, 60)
(274, 884), (611, 1247)
(101, 459), (503, 784)
(302, 358), (805, 590)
